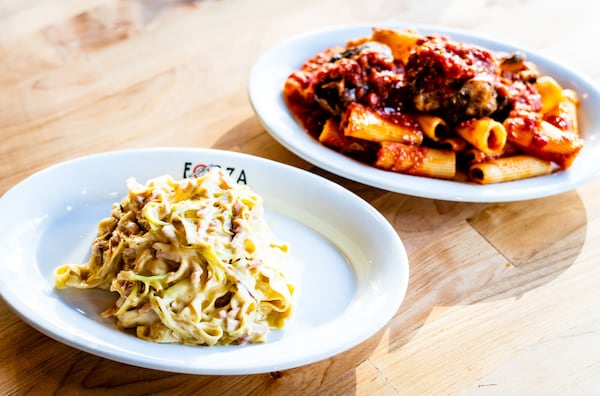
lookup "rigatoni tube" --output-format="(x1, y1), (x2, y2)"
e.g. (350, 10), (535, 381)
(455, 117), (507, 155)
(343, 103), (423, 145)
(469, 155), (553, 184)
(375, 142), (456, 179)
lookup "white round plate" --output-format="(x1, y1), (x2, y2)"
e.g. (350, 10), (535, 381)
(248, 24), (600, 202)
(0, 148), (408, 375)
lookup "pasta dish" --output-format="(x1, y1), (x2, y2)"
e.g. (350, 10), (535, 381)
(55, 168), (294, 345)
(283, 27), (583, 184)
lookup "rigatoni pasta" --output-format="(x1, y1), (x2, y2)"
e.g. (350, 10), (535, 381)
(415, 114), (450, 142)
(504, 118), (583, 169)
(534, 76), (564, 114)
(343, 103), (424, 145)
(283, 27), (584, 184)
(455, 117), (507, 155)
(376, 142), (456, 179)
(369, 27), (420, 64)
(469, 155), (553, 184)
(545, 89), (579, 134)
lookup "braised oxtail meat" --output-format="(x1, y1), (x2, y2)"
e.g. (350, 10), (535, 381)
(405, 36), (502, 124)
(312, 42), (404, 116)
(498, 52), (539, 83)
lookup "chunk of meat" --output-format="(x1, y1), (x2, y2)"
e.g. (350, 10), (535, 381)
(449, 76), (498, 119)
(405, 36), (501, 124)
(311, 41), (403, 116)
(498, 52), (539, 82)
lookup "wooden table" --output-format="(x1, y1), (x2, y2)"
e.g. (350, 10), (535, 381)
(1, 0), (599, 394)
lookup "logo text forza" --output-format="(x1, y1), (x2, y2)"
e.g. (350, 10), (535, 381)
(183, 162), (248, 184)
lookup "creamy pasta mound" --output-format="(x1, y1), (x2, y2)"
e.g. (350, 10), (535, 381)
(55, 168), (294, 345)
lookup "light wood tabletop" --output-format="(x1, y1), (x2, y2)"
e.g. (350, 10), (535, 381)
(1, 0), (600, 394)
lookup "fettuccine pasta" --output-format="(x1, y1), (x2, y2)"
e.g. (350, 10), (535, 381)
(55, 168), (294, 345)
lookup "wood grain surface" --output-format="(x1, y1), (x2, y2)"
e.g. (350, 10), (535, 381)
(1, 0), (599, 394)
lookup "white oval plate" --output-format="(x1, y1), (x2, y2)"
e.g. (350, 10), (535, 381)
(248, 24), (600, 202)
(0, 148), (408, 375)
